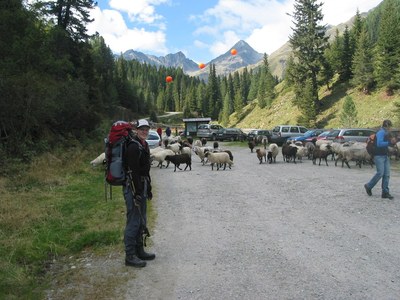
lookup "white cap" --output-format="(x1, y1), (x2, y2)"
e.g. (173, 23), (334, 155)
(137, 119), (150, 128)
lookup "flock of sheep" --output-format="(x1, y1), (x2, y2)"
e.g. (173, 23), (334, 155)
(90, 133), (400, 172)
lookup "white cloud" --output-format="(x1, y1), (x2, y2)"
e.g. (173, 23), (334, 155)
(88, 7), (167, 54)
(109, 0), (168, 24)
(193, 0), (382, 58)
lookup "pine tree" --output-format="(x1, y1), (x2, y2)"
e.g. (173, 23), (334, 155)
(375, 0), (400, 95)
(288, 0), (328, 126)
(340, 96), (358, 127)
(352, 27), (375, 94)
(34, 0), (96, 41)
(339, 26), (353, 82)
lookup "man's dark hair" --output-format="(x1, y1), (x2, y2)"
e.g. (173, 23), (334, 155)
(382, 119), (392, 128)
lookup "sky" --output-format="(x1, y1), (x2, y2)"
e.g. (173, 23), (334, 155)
(87, 0), (383, 64)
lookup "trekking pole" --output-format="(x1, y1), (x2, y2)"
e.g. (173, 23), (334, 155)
(126, 171), (151, 244)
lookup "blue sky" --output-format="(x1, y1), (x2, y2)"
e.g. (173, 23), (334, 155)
(87, 0), (383, 64)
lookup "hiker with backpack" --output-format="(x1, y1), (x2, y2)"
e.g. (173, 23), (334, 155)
(123, 119), (155, 267)
(364, 119), (397, 200)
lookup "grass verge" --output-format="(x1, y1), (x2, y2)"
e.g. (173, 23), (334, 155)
(0, 143), (156, 299)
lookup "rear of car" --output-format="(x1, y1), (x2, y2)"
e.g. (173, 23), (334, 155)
(287, 129), (325, 144)
(197, 124), (224, 140)
(146, 130), (162, 149)
(326, 128), (376, 143)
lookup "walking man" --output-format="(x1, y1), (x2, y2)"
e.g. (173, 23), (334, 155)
(364, 119), (396, 199)
(124, 119), (155, 267)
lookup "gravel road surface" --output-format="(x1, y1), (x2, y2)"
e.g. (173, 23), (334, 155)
(47, 143), (400, 300)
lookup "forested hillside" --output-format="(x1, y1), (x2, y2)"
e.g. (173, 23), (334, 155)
(1, 0), (400, 164)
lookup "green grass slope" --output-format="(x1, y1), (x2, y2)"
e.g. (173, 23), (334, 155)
(230, 82), (400, 130)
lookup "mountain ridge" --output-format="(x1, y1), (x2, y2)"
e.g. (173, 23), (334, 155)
(120, 9), (373, 80)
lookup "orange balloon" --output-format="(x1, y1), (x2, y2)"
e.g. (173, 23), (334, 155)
(198, 63), (205, 69)
(231, 48), (237, 55)
(166, 75), (173, 83)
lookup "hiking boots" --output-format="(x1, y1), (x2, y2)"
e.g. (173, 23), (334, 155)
(136, 245), (156, 261)
(125, 254), (146, 268)
(382, 193), (394, 200)
(364, 184), (372, 196)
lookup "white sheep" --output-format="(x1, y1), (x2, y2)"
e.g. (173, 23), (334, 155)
(335, 142), (372, 168)
(90, 152), (105, 167)
(294, 145), (308, 162)
(193, 146), (213, 165)
(204, 151), (233, 170)
(267, 143), (279, 163)
(180, 146), (192, 157)
(150, 149), (175, 168)
(150, 146), (164, 155)
(166, 143), (181, 154)
(193, 139), (202, 148)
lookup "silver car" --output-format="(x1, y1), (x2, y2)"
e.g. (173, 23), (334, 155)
(325, 128), (375, 143)
(146, 130), (161, 149)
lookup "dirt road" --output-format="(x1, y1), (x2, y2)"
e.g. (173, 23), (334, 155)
(47, 143), (400, 299)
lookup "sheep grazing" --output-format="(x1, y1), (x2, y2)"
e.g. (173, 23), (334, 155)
(248, 139), (256, 153)
(90, 152), (106, 167)
(150, 149), (175, 168)
(201, 138), (207, 146)
(256, 148), (267, 164)
(282, 143), (298, 163)
(267, 143), (279, 163)
(204, 151), (233, 170)
(164, 153), (192, 172)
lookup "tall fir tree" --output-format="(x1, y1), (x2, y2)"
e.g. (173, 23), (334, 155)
(374, 0), (400, 95)
(339, 26), (353, 82)
(289, 0), (328, 126)
(351, 27), (375, 94)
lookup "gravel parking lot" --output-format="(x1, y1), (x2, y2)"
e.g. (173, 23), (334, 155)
(47, 143), (400, 300)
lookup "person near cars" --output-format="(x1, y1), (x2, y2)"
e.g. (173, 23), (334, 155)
(157, 127), (162, 138)
(123, 119), (155, 267)
(165, 126), (171, 137)
(364, 119), (397, 200)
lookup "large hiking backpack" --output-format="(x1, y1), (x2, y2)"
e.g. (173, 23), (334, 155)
(104, 121), (133, 186)
(366, 133), (376, 157)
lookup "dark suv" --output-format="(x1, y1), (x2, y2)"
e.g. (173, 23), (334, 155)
(247, 129), (272, 142)
(217, 128), (247, 141)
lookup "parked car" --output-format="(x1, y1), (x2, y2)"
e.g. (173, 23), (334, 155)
(197, 124), (224, 140)
(270, 125), (308, 145)
(146, 130), (162, 149)
(325, 128), (376, 143)
(315, 130), (332, 141)
(217, 128), (247, 141)
(287, 129), (326, 144)
(247, 129), (272, 142)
